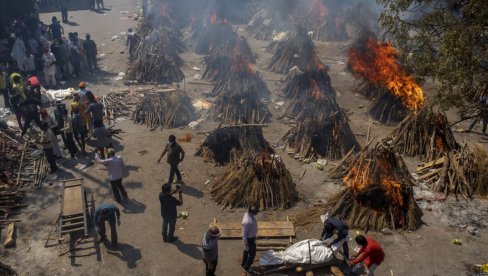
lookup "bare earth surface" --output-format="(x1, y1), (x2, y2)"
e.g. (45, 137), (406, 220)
(2, 0), (488, 275)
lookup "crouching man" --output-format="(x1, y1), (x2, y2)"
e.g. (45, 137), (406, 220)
(349, 235), (385, 276)
(321, 217), (350, 260)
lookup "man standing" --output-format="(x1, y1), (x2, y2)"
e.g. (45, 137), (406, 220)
(60, 0), (68, 23)
(468, 96), (488, 136)
(49, 16), (64, 42)
(94, 203), (121, 247)
(349, 235), (385, 276)
(83, 34), (97, 73)
(38, 122), (58, 173)
(20, 91), (42, 137)
(126, 28), (139, 59)
(72, 106), (87, 153)
(68, 33), (81, 77)
(241, 206), (259, 274)
(42, 47), (57, 88)
(95, 148), (128, 203)
(321, 217), (350, 260)
(159, 183), (183, 243)
(202, 226), (221, 276)
(157, 135), (185, 185)
(60, 109), (78, 158)
(93, 124), (111, 158)
(10, 36), (27, 72)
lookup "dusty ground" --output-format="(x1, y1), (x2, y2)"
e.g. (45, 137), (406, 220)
(1, 0), (488, 275)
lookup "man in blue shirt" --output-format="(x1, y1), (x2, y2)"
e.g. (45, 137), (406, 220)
(321, 217), (350, 260)
(94, 203), (121, 247)
(49, 16), (64, 42)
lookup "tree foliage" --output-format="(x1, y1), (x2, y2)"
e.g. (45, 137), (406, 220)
(377, 0), (488, 112)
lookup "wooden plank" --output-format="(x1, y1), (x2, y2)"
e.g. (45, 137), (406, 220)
(416, 157), (444, 172)
(210, 221), (295, 238)
(63, 185), (83, 216)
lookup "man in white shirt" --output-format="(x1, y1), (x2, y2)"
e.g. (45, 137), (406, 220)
(95, 148), (128, 202)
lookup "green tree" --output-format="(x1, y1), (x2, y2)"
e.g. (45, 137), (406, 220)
(377, 0), (488, 114)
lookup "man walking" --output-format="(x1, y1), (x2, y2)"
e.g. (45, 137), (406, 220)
(241, 206), (259, 274)
(60, 0), (68, 23)
(321, 217), (350, 260)
(126, 28), (139, 59)
(159, 183), (183, 243)
(94, 203), (121, 247)
(468, 96), (488, 136)
(349, 235), (385, 276)
(157, 134), (185, 185)
(83, 34), (97, 73)
(95, 148), (128, 203)
(202, 226), (221, 276)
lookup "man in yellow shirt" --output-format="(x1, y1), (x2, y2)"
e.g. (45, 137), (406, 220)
(71, 93), (89, 128)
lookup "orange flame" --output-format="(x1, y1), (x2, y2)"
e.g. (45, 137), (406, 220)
(230, 41), (253, 73)
(348, 38), (424, 111)
(210, 12), (228, 25)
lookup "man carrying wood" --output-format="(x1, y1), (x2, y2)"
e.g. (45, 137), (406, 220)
(241, 206), (259, 274)
(157, 134), (185, 186)
(202, 226), (221, 276)
(321, 217), (350, 260)
(159, 183), (183, 242)
(94, 203), (121, 247)
(348, 235), (385, 276)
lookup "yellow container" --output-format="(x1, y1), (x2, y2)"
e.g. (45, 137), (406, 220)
(452, 239), (462, 245)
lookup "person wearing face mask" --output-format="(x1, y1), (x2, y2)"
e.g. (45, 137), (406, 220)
(241, 206), (259, 274)
(202, 226), (221, 276)
(157, 134), (185, 186)
(321, 217), (350, 261)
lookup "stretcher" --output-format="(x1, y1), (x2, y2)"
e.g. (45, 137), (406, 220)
(59, 178), (91, 237)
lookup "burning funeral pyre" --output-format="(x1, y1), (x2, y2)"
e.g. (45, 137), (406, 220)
(385, 107), (458, 161)
(280, 53), (359, 161)
(202, 36), (256, 82)
(416, 143), (488, 199)
(348, 35), (425, 125)
(268, 25), (317, 74)
(195, 125), (271, 164)
(295, 144), (423, 231)
(131, 90), (196, 129)
(303, 0), (349, 41)
(195, 13), (237, 55)
(210, 150), (298, 210)
(126, 2), (185, 84)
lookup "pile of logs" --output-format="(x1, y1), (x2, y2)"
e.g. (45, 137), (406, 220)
(246, 9), (274, 40)
(202, 36), (256, 82)
(210, 150), (298, 210)
(195, 22), (237, 55)
(268, 25), (318, 74)
(416, 143), (488, 199)
(131, 90), (196, 129)
(101, 93), (131, 125)
(353, 81), (385, 100)
(281, 95), (360, 161)
(126, 26), (185, 84)
(296, 144), (423, 231)
(385, 107), (458, 161)
(195, 125), (271, 164)
(210, 69), (271, 124)
(369, 92), (410, 125)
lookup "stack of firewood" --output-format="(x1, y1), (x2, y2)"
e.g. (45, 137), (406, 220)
(195, 125), (271, 164)
(268, 25), (318, 74)
(101, 93), (131, 124)
(246, 9), (274, 40)
(210, 150), (298, 210)
(295, 144), (423, 231)
(131, 90), (196, 129)
(202, 36), (256, 82)
(416, 143), (488, 199)
(195, 21), (236, 55)
(385, 107), (458, 161)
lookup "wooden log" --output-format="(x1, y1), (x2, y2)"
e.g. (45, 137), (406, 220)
(3, 222), (15, 247)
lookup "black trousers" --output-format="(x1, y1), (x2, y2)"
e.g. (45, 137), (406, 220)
(21, 112), (41, 136)
(241, 237), (256, 270)
(110, 178), (128, 202)
(61, 8), (68, 22)
(168, 164), (182, 184)
(98, 217), (117, 245)
(74, 132), (86, 152)
(65, 132), (78, 157)
(43, 148), (57, 172)
(204, 258), (218, 276)
(70, 56), (80, 76)
(86, 54), (97, 72)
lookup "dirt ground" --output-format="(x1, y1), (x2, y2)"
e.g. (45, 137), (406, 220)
(1, 0), (488, 275)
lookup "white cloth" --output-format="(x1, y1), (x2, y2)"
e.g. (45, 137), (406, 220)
(24, 55), (36, 72)
(11, 38), (27, 71)
(259, 239), (343, 266)
(43, 52), (57, 75)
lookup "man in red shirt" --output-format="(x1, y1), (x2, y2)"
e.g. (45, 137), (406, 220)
(349, 235), (385, 276)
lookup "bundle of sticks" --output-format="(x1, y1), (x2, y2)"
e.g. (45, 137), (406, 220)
(281, 97), (360, 161)
(281, 65), (335, 100)
(126, 26), (185, 84)
(416, 143), (488, 199)
(210, 69), (271, 124)
(195, 125), (271, 164)
(101, 93), (131, 125)
(385, 107), (458, 161)
(295, 144), (423, 231)
(352, 81), (385, 100)
(131, 91), (196, 129)
(195, 22), (237, 55)
(210, 150), (298, 210)
(202, 36), (256, 82)
(268, 25), (320, 74)
(369, 92), (410, 125)
(246, 9), (274, 40)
